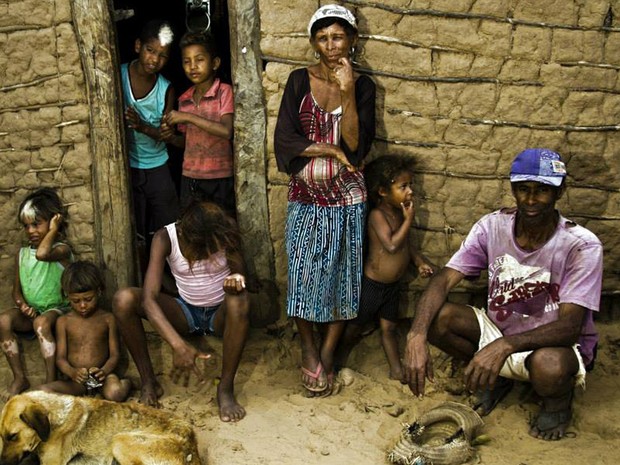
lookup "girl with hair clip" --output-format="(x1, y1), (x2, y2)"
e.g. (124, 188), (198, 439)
(121, 19), (179, 248)
(0, 187), (73, 396)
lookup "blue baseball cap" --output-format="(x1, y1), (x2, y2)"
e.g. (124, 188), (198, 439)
(510, 148), (566, 187)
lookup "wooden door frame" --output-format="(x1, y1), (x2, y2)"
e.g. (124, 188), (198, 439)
(228, 0), (279, 323)
(72, 0), (136, 292)
(72, 0), (277, 321)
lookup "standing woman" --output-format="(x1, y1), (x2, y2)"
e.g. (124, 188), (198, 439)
(274, 4), (376, 395)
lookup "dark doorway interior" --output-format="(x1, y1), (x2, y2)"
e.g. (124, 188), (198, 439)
(111, 0), (231, 189)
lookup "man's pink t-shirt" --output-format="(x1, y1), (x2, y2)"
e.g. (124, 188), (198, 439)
(178, 79), (234, 179)
(447, 208), (603, 365)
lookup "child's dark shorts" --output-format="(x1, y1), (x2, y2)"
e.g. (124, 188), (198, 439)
(355, 276), (400, 326)
(180, 175), (236, 214)
(176, 296), (220, 335)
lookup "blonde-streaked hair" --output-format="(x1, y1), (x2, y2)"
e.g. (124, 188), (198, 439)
(18, 187), (68, 239)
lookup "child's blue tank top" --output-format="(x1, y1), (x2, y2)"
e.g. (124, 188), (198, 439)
(121, 62), (170, 169)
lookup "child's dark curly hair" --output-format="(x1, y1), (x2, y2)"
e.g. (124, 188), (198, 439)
(61, 261), (105, 295)
(177, 200), (241, 269)
(18, 187), (69, 239)
(139, 19), (174, 45)
(363, 155), (416, 207)
(179, 31), (218, 58)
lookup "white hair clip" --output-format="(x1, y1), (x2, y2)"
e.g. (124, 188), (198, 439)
(158, 25), (174, 46)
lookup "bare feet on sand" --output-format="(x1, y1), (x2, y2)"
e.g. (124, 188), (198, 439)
(5, 377), (30, 399)
(139, 380), (164, 407)
(389, 366), (407, 384)
(217, 383), (246, 422)
(529, 391), (573, 441)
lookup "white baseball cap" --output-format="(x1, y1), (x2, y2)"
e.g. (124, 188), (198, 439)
(307, 4), (357, 36)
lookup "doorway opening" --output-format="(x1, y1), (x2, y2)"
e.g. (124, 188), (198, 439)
(111, 0), (231, 191)
(111, 0), (232, 284)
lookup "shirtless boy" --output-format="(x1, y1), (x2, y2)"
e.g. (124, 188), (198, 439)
(39, 261), (131, 401)
(336, 155), (434, 381)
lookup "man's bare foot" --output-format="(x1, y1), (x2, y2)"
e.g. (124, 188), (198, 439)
(217, 384), (245, 422)
(139, 380), (164, 407)
(529, 391), (573, 441)
(473, 377), (513, 416)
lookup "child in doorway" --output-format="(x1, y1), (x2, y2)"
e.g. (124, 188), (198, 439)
(0, 188), (72, 396)
(121, 19), (179, 241)
(163, 32), (235, 213)
(113, 201), (251, 422)
(336, 155), (435, 382)
(39, 261), (131, 401)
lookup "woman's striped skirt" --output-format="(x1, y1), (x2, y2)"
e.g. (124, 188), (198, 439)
(285, 201), (366, 323)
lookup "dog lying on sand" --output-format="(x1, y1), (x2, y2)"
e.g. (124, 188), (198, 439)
(0, 391), (202, 465)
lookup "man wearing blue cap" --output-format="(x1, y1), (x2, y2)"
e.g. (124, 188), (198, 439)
(403, 148), (603, 441)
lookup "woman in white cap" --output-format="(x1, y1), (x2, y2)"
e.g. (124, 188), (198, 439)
(274, 4), (376, 396)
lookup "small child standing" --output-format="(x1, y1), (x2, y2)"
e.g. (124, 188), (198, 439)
(121, 19), (179, 241)
(163, 32), (235, 213)
(336, 155), (434, 382)
(0, 188), (72, 396)
(39, 261), (131, 402)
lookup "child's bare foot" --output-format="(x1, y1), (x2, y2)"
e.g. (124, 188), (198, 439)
(120, 378), (133, 392)
(8, 377), (30, 397)
(217, 384), (246, 422)
(389, 366), (407, 384)
(139, 380), (164, 407)
(119, 378), (133, 399)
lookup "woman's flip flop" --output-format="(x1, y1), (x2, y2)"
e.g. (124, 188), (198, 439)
(301, 362), (328, 393)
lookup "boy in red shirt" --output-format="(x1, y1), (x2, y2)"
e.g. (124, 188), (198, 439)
(164, 33), (235, 214)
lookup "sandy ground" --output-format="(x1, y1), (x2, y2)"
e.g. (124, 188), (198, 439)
(3, 319), (620, 464)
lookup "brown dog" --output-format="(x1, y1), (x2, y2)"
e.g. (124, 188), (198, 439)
(0, 391), (202, 465)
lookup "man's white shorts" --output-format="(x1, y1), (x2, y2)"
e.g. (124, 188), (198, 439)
(471, 306), (586, 388)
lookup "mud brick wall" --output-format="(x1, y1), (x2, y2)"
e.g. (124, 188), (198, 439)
(260, 0), (620, 314)
(0, 0), (618, 319)
(0, 0), (97, 305)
